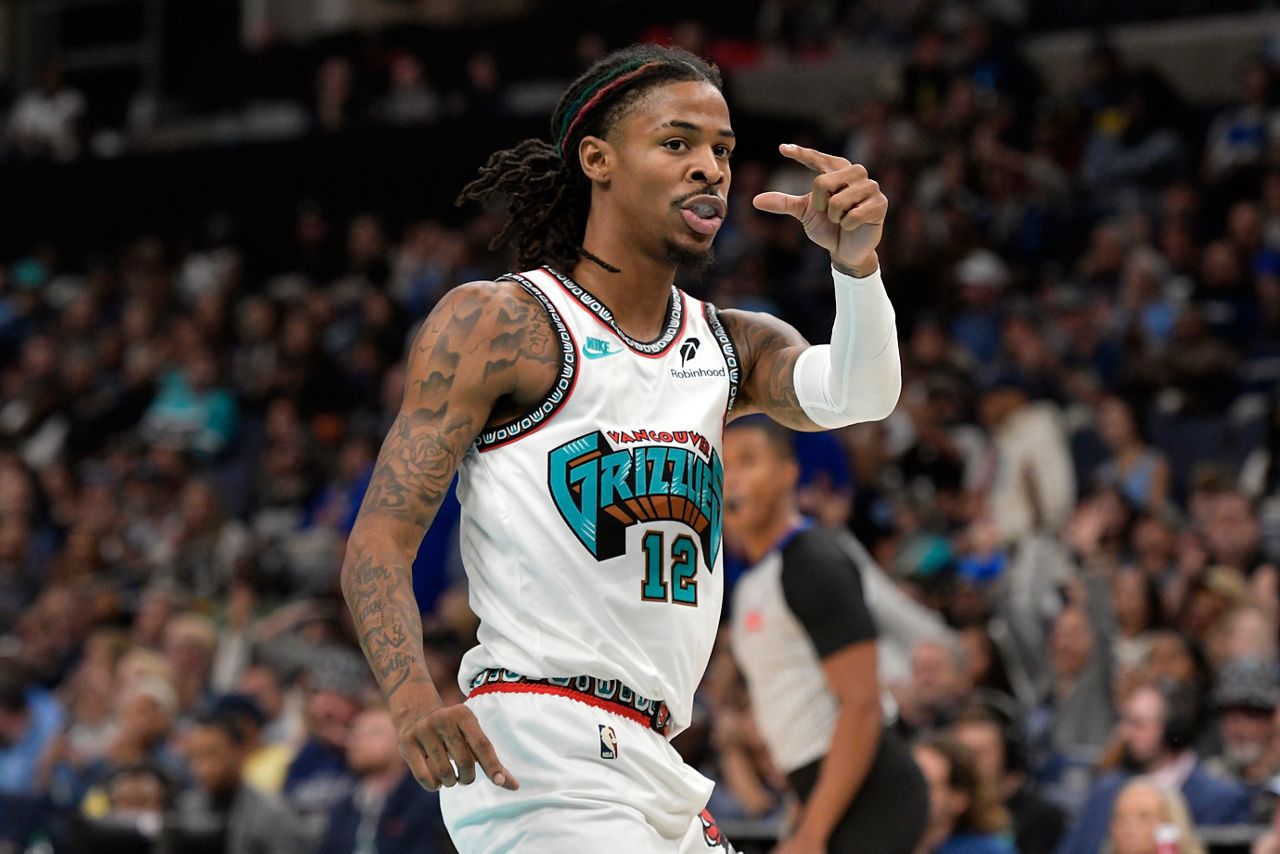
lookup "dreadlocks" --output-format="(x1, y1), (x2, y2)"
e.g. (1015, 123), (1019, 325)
(456, 44), (723, 273)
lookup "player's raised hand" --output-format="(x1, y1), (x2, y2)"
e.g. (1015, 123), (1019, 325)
(752, 143), (887, 276)
(398, 702), (520, 792)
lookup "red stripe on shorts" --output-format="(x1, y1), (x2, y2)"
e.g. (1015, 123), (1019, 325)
(468, 681), (653, 730)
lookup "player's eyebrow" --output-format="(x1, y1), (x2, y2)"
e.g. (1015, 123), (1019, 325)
(659, 119), (735, 139)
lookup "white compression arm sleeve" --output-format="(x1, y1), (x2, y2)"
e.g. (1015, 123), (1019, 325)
(792, 265), (902, 428)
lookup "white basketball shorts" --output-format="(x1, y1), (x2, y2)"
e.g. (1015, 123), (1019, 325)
(439, 689), (736, 853)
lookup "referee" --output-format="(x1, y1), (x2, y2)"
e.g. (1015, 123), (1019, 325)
(725, 416), (928, 853)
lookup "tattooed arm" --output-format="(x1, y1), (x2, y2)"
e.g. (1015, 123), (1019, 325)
(341, 278), (556, 792)
(720, 261), (900, 432)
(725, 143), (900, 431)
(719, 309), (816, 430)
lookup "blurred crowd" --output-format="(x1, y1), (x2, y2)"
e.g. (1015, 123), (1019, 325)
(2, 7), (1280, 854)
(0, 0), (1265, 164)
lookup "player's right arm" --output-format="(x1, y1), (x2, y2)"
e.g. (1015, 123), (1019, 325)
(341, 278), (557, 793)
(729, 144), (901, 432)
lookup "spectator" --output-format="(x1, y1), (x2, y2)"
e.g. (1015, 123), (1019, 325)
(140, 346), (239, 459)
(314, 57), (359, 132)
(1141, 632), (1212, 702)
(113, 673), (180, 754)
(1093, 396), (1171, 511)
(1203, 490), (1269, 576)
(1081, 69), (1189, 214)
(976, 375), (1076, 543)
(282, 673), (360, 843)
(1130, 308), (1239, 418)
(156, 479), (253, 601)
(1178, 565), (1250, 644)
(236, 663), (303, 747)
(162, 613), (217, 721)
(56, 674), (181, 814)
(1109, 778), (1205, 854)
(208, 693), (294, 795)
(449, 50), (506, 117)
(1210, 606), (1278, 669)
(1114, 567), (1164, 685)
(0, 658), (64, 794)
(0, 514), (39, 635)
(900, 29), (950, 127)
(1059, 682), (1250, 854)
(957, 626), (1015, 701)
(377, 53), (441, 125)
(131, 583), (188, 651)
(951, 701), (1066, 854)
(1204, 659), (1280, 818)
(174, 707), (308, 854)
(912, 736), (1016, 854)
(1118, 246), (1178, 351)
(1130, 509), (1181, 584)
(1194, 239), (1256, 346)
(344, 214), (392, 291)
(5, 66), (85, 161)
(316, 706), (449, 854)
(949, 249), (1008, 366)
(1203, 59), (1277, 186)
(896, 638), (970, 736)
(65, 762), (172, 853)
(1039, 593), (1117, 761)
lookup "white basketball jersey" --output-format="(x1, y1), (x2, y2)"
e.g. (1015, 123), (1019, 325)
(455, 265), (740, 734)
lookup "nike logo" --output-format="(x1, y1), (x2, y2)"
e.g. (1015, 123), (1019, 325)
(583, 337), (621, 359)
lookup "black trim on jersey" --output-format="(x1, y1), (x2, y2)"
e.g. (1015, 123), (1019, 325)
(780, 528), (877, 658)
(541, 265), (683, 357)
(704, 302), (741, 416)
(475, 274), (578, 451)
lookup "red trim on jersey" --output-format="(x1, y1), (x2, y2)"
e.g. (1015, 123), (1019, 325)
(536, 268), (687, 360)
(468, 681), (654, 730)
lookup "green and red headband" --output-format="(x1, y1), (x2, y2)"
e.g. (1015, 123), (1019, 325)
(554, 60), (663, 159)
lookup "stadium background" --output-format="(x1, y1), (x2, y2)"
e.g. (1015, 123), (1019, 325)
(2, 0), (1280, 851)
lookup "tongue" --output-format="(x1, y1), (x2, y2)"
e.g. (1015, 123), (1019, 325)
(681, 207), (722, 236)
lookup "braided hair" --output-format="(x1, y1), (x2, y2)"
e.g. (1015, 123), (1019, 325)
(456, 44), (723, 273)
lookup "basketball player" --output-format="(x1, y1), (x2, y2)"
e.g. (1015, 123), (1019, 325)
(725, 416), (928, 853)
(339, 43), (901, 851)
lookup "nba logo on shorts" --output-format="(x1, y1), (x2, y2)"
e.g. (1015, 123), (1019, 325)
(599, 724), (618, 759)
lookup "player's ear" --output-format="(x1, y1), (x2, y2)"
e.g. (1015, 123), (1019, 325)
(578, 135), (612, 186)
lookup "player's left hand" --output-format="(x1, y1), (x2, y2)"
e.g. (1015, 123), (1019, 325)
(752, 144), (887, 277)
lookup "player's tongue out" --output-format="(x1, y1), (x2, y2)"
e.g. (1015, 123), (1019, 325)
(680, 202), (722, 236)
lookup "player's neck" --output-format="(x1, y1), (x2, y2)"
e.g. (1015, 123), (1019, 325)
(570, 224), (677, 343)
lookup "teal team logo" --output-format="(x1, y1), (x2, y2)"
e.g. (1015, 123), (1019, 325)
(582, 336), (621, 360)
(548, 429), (723, 570)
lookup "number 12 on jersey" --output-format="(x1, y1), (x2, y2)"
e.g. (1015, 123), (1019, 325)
(640, 530), (698, 606)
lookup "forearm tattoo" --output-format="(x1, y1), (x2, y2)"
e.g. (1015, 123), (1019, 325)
(342, 547), (427, 699)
